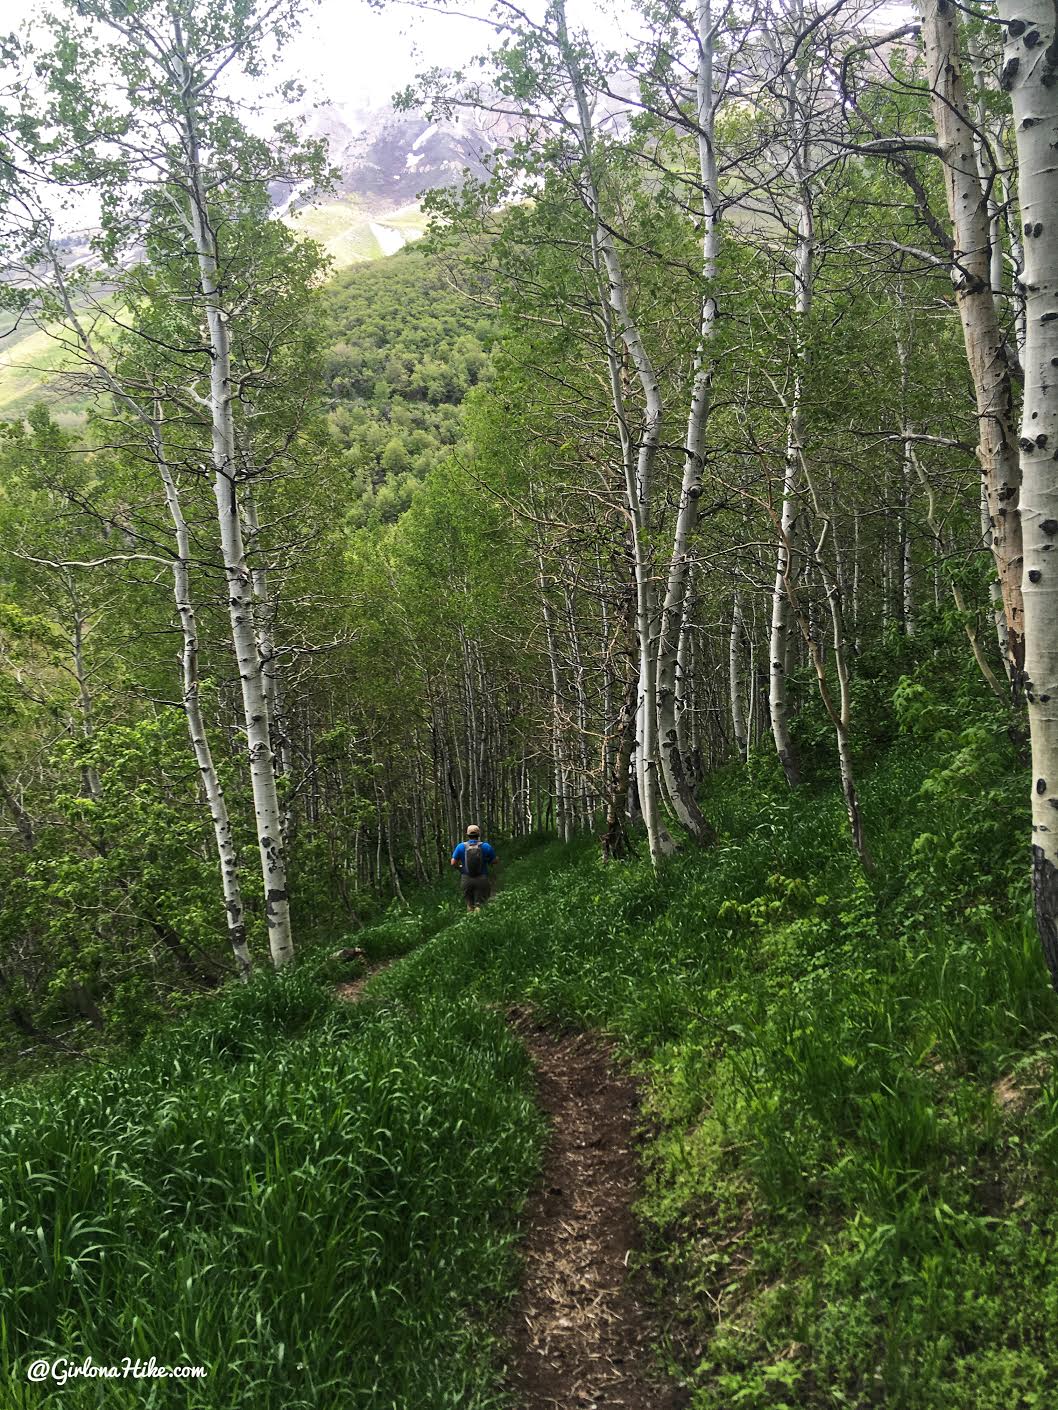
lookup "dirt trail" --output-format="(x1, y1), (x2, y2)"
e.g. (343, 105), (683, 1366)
(335, 958), (395, 1004)
(336, 965), (685, 1406)
(504, 1006), (688, 1410)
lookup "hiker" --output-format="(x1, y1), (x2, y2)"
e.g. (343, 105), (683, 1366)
(450, 824), (497, 911)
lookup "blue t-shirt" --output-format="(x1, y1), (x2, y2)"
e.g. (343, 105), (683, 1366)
(452, 840), (497, 876)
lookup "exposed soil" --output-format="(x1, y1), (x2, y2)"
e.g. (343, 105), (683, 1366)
(992, 1063), (1045, 1115)
(335, 958), (395, 1004)
(504, 1005), (689, 1410)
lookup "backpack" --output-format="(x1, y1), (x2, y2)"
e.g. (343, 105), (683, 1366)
(464, 841), (485, 877)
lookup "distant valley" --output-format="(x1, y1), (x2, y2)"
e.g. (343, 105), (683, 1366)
(0, 97), (504, 417)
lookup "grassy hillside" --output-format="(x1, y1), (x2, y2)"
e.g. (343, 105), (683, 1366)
(2, 675), (1054, 1407)
(284, 196), (428, 268)
(0, 321), (93, 428)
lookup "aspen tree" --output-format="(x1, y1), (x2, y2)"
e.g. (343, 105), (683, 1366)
(655, 0), (720, 845)
(995, 0), (1058, 984)
(920, 0), (1026, 681)
(40, 0), (328, 967)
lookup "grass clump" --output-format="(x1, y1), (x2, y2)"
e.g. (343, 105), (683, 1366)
(0, 968), (542, 1409)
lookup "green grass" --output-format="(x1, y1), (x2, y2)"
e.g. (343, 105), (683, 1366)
(370, 747), (1058, 1409)
(0, 320), (93, 426)
(0, 970), (543, 1408)
(2, 711), (1056, 1408)
(284, 197), (427, 269)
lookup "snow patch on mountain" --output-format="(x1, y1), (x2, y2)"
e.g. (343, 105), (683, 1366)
(369, 222), (407, 256)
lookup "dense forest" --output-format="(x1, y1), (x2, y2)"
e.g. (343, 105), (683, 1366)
(0, 0), (1057, 1404)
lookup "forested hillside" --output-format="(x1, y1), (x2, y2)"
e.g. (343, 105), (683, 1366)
(324, 252), (495, 522)
(1, 0), (1057, 1405)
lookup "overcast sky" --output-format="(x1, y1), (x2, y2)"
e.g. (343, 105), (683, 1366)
(265, 0), (500, 111)
(7, 0), (627, 116)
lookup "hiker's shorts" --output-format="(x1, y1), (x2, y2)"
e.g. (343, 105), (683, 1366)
(461, 875), (491, 907)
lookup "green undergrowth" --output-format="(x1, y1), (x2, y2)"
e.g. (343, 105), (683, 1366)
(0, 970), (542, 1408)
(373, 741), (1058, 1409)
(4, 680), (1056, 1409)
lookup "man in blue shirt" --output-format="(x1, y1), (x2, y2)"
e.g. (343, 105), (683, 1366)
(450, 824), (497, 911)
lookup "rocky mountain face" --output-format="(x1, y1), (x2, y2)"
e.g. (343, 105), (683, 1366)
(313, 101), (509, 206)
(43, 99), (507, 274)
(270, 98), (513, 222)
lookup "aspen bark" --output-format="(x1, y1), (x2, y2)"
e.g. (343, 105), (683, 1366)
(602, 586), (638, 860)
(241, 482), (291, 781)
(176, 36), (293, 967)
(769, 193), (812, 788)
(674, 584), (695, 774)
(155, 419), (252, 980)
(656, 0), (718, 845)
(729, 588), (748, 762)
(601, 659), (638, 861)
(563, 581), (593, 824)
(920, 0), (1025, 681)
(538, 550), (572, 843)
(995, 0), (1058, 985)
(982, 480), (1011, 673)
(898, 339), (916, 636)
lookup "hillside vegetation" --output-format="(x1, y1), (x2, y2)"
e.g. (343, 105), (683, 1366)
(2, 693), (1054, 1408)
(1, 0), (1056, 1406)
(323, 251), (495, 523)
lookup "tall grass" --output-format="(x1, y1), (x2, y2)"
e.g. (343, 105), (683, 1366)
(0, 971), (542, 1408)
(375, 751), (1058, 1409)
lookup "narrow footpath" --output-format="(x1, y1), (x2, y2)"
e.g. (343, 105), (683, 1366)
(503, 1007), (688, 1410)
(338, 965), (687, 1408)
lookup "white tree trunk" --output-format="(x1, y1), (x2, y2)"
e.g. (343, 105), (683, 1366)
(769, 192), (813, 788)
(538, 550), (572, 844)
(656, 0), (718, 845)
(729, 588), (748, 762)
(898, 338), (916, 636)
(156, 419), (252, 980)
(557, 0), (672, 861)
(982, 480), (1011, 673)
(921, 0), (1025, 682)
(176, 52), (294, 967)
(241, 482), (291, 780)
(996, 0), (1058, 985)
(674, 579), (694, 771)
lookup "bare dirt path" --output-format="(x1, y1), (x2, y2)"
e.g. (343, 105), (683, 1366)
(335, 957), (396, 1004)
(504, 1006), (688, 1410)
(335, 964), (686, 1406)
